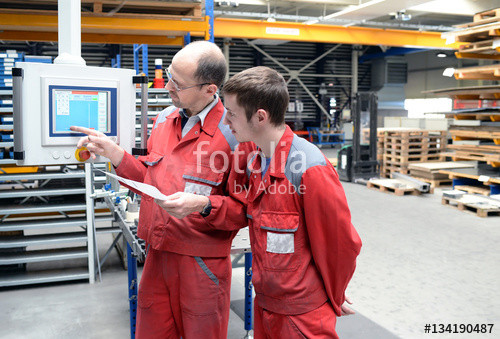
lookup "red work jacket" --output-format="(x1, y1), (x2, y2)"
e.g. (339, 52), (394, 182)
(115, 99), (247, 257)
(234, 126), (362, 316)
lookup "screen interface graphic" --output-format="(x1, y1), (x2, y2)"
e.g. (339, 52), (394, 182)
(53, 89), (109, 133)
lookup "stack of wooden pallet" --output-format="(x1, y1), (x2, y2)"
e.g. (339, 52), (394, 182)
(442, 7), (500, 59)
(380, 129), (446, 178)
(433, 7), (500, 217)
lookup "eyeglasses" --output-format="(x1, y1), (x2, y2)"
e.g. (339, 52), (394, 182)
(165, 66), (210, 92)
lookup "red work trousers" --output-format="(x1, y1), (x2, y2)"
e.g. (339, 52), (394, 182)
(136, 249), (231, 339)
(254, 301), (338, 339)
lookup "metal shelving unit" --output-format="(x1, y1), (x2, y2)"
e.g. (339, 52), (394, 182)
(1, 46), (116, 289)
(0, 166), (113, 287)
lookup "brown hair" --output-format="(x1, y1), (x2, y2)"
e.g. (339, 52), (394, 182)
(222, 66), (289, 126)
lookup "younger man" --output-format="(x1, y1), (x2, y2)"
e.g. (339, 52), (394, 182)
(160, 66), (361, 337)
(221, 66), (362, 338)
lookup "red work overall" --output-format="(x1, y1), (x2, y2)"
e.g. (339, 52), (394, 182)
(238, 126), (362, 338)
(115, 99), (247, 338)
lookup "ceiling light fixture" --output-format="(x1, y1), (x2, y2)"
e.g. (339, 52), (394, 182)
(304, 0), (384, 25)
(216, 1), (238, 7)
(390, 10), (412, 21)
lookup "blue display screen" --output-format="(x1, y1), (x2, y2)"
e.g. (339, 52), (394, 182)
(49, 85), (117, 137)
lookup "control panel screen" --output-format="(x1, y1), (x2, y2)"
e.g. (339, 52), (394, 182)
(48, 85), (117, 138)
(51, 89), (110, 134)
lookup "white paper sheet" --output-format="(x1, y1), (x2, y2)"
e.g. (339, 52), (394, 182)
(97, 169), (168, 200)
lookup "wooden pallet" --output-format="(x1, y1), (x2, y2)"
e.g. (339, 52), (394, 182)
(449, 129), (500, 141)
(367, 179), (420, 196)
(384, 149), (441, 156)
(384, 131), (446, 138)
(384, 138), (446, 147)
(383, 130), (445, 138)
(384, 154), (442, 164)
(455, 8), (500, 28)
(385, 148), (443, 156)
(380, 166), (410, 175)
(458, 39), (500, 54)
(443, 21), (500, 43)
(385, 140), (446, 150)
(454, 63), (500, 81)
(473, 8), (500, 24)
(382, 161), (409, 169)
(442, 196), (500, 217)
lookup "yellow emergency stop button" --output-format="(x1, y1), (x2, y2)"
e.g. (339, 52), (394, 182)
(75, 147), (91, 162)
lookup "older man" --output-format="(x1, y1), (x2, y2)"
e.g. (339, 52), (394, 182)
(71, 41), (245, 339)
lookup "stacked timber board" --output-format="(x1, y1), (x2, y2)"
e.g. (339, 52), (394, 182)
(438, 166), (500, 196)
(442, 108), (500, 168)
(408, 161), (476, 188)
(429, 7), (500, 217)
(379, 129), (446, 178)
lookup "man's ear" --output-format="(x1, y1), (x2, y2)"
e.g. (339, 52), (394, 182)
(205, 84), (218, 96)
(255, 109), (268, 124)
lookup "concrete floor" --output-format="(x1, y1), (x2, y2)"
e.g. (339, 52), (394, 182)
(1, 152), (499, 338)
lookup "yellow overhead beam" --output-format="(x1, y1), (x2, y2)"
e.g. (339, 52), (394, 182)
(0, 12), (460, 49)
(0, 12), (208, 45)
(214, 18), (460, 49)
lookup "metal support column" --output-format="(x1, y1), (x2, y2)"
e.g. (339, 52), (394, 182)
(206, 0), (214, 42)
(133, 44), (148, 76)
(223, 38), (230, 82)
(184, 33), (191, 46)
(351, 45), (359, 100)
(85, 162), (96, 283)
(111, 54), (121, 68)
(127, 243), (138, 339)
(244, 252), (253, 335)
